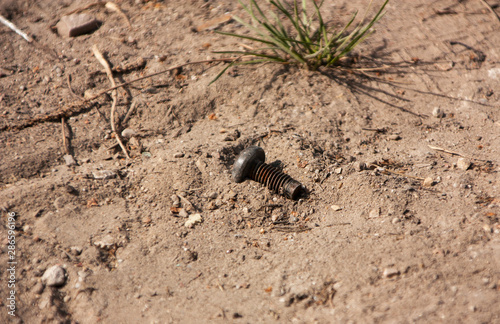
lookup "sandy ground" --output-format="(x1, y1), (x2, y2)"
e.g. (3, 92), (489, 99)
(0, 0), (499, 323)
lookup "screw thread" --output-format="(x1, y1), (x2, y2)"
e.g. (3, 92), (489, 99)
(249, 161), (303, 199)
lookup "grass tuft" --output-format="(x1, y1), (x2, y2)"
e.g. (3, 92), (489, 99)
(211, 0), (389, 84)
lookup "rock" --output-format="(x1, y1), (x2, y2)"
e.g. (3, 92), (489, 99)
(179, 208), (189, 218)
(432, 107), (445, 118)
(70, 246), (82, 255)
(32, 281), (45, 294)
(171, 194), (180, 208)
(93, 235), (116, 249)
(382, 267), (399, 278)
(422, 177), (434, 187)
(53, 197), (66, 210)
(334, 167), (342, 174)
(92, 170), (116, 180)
(369, 208), (380, 218)
(387, 134), (401, 141)
(173, 152), (184, 158)
(41, 265), (66, 287)
(142, 216), (152, 224)
(457, 157), (471, 171)
(331, 205), (342, 211)
(392, 217), (401, 224)
(56, 14), (100, 37)
(63, 154), (76, 166)
(184, 213), (203, 228)
(121, 128), (136, 139)
(354, 161), (367, 172)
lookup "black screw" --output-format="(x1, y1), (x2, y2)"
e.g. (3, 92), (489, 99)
(232, 146), (304, 200)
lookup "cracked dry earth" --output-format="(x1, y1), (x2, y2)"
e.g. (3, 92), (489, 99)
(0, 0), (499, 323)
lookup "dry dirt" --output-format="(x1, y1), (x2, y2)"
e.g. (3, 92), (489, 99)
(1, 0), (499, 323)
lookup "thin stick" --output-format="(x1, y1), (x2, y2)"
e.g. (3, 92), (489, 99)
(369, 163), (425, 181)
(478, 0), (500, 23)
(105, 2), (132, 29)
(61, 117), (71, 155)
(92, 45), (130, 159)
(66, 74), (82, 99)
(85, 58), (234, 102)
(1, 58), (234, 132)
(0, 14), (33, 42)
(122, 98), (138, 125)
(427, 144), (490, 162)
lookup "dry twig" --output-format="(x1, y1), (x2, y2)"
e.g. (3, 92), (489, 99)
(428, 145), (488, 162)
(0, 14), (33, 42)
(61, 118), (72, 155)
(0, 58), (233, 132)
(92, 45), (130, 159)
(105, 2), (132, 29)
(478, 0), (500, 23)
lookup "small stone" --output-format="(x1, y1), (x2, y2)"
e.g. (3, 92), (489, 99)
(173, 152), (185, 158)
(92, 170), (116, 180)
(392, 217), (401, 224)
(184, 213), (203, 228)
(142, 216), (152, 224)
(354, 161), (367, 172)
(387, 134), (401, 141)
(42, 265), (66, 287)
(482, 224), (492, 233)
(63, 154), (76, 166)
(93, 235), (116, 249)
(457, 158), (471, 171)
(171, 194), (180, 208)
(178, 208), (189, 218)
(334, 167), (342, 174)
(70, 246), (82, 255)
(56, 14), (100, 37)
(432, 107), (445, 118)
(369, 208), (380, 218)
(331, 205), (342, 211)
(382, 267), (399, 278)
(53, 196), (66, 210)
(121, 128), (136, 139)
(32, 281), (45, 294)
(422, 177), (434, 187)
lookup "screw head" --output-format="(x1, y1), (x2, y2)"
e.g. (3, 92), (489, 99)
(232, 146), (265, 183)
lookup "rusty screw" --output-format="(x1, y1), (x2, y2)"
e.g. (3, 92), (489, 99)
(232, 146), (304, 200)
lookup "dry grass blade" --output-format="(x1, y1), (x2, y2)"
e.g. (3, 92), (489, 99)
(92, 44), (130, 159)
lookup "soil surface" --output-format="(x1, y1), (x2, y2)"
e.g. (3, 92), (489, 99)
(1, 0), (499, 323)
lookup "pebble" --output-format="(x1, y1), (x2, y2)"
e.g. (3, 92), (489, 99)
(178, 208), (189, 218)
(184, 213), (203, 228)
(70, 246), (82, 255)
(369, 208), (380, 218)
(334, 167), (342, 174)
(93, 235), (116, 249)
(32, 281), (44, 294)
(422, 177), (434, 187)
(121, 128), (137, 139)
(92, 170), (117, 180)
(457, 157), (471, 171)
(142, 216), (152, 224)
(173, 152), (185, 158)
(53, 196), (66, 210)
(41, 265), (66, 287)
(63, 154), (76, 166)
(387, 134), (401, 141)
(353, 161), (367, 172)
(382, 267), (400, 278)
(331, 205), (342, 211)
(56, 14), (100, 37)
(171, 194), (180, 208)
(432, 107), (445, 118)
